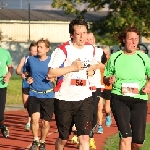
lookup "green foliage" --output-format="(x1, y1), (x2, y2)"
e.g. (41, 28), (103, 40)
(51, 0), (150, 45)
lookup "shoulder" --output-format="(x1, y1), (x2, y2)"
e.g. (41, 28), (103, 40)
(110, 50), (123, 59)
(28, 56), (37, 61)
(84, 42), (95, 49)
(0, 47), (10, 54)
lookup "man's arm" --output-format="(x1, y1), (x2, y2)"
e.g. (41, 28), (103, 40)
(16, 57), (26, 78)
(47, 49), (84, 78)
(48, 59), (84, 78)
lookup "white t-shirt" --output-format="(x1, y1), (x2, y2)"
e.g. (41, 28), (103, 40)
(94, 47), (104, 88)
(48, 41), (98, 101)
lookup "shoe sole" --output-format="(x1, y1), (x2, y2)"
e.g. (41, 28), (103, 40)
(97, 131), (103, 134)
(24, 129), (30, 132)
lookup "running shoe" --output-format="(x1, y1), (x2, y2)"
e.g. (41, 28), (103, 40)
(71, 135), (79, 144)
(97, 125), (103, 134)
(29, 140), (40, 150)
(90, 138), (96, 149)
(0, 124), (9, 138)
(106, 115), (112, 127)
(24, 123), (30, 131)
(39, 142), (46, 150)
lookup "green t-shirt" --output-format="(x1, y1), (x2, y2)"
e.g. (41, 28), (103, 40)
(0, 47), (12, 88)
(104, 50), (150, 100)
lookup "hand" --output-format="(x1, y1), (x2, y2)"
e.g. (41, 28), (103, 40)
(27, 77), (34, 84)
(3, 73), (11, 83)
(24, 72), (30, 78)
(97, 61), (105, 69)
(46, 76), (57, 82)
(21, 73), (26, 79)
(109, 75), (115, 84)
(101, 88), (105, 92)
(142, 85), (150, 94)
(71, 58), (84, 71)
(87, 69), (95, 77)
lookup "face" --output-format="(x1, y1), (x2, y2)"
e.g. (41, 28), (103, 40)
(86, 33), (95, 45)
(124, 32), (139, 52)
(29, 46), (37, 56)
(71, 25), (87, 47)
(37, 42), (49, 57)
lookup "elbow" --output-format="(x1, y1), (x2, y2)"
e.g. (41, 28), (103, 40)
(103, 76), (110, 86)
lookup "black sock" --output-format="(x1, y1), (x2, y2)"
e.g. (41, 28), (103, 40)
(89, 130), (94, 138)
(106, 113), (110, 116)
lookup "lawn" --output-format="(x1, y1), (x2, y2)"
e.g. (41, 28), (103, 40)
(103, 123), (150, 150)
(6, 75), (22, 105)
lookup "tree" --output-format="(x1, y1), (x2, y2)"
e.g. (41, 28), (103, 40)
(51, 0), (150, 46)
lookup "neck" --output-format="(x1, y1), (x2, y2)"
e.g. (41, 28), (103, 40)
(38, 55), (48, 61)
(123, 49), (136, 55)
(71, 41), (84, 49)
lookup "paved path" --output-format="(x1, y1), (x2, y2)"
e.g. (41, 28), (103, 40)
(0, 104), (149, 150)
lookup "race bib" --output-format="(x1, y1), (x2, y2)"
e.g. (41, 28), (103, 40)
(122, 83), (139, 96)
(70, 79), (86, 86)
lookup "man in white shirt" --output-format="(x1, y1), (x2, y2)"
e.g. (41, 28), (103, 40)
(47, 19), (98, 150)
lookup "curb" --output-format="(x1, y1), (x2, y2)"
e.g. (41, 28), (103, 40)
(5, 105), (24, 111)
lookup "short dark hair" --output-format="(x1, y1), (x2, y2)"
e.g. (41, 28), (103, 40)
(29, 41), (37, 51)
(69, 19), (88, 35)
(118, 26), (140, 47)
(37, 38), (50, 48)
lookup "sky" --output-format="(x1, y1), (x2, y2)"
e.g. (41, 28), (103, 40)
(0, 0), (53, 10)
(0, 0), (108, 11)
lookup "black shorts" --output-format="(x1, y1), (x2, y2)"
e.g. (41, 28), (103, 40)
(27, 96), (54, 121)
(93, 88), (101, 97)
(55, 97), (93, 140)
(101, 89), (111, 100)
(111, 93), (147, 144)
(92, 89), (101, 114)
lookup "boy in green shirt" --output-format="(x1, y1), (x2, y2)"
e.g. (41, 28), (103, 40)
(0, 46), (13, 138)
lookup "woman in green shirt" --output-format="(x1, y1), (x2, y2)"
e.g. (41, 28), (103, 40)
(104, 26), (150, 150)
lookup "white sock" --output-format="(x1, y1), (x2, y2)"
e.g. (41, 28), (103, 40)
(34, 137), (39, 141)
(40, 140), (45, 143)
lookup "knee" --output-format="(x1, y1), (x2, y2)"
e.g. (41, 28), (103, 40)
(57, 138), (67, 146)
(98, 103), (103, 110)
(131, 143), (143, 150)
(120, 137), (132, 146)
(78, 135), (89, 144)
(42, 120), (50, 128)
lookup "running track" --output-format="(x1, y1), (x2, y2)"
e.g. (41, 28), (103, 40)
(0, 104), (150, 150)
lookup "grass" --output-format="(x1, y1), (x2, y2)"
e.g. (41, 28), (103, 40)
(103, 123), (150, 150)
(6, 75), (22, 105)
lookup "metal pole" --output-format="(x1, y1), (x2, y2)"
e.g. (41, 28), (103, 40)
(28, 0), (30, 41)
(21, 0), (22, 9)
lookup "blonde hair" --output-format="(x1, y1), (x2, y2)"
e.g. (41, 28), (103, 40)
(37, 38), (50, 48)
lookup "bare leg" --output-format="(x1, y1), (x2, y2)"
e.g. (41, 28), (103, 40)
(55, 138), (67, 150)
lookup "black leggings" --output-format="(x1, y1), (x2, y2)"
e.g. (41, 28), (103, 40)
(92, 91), (99, 129)
(0, 88), (7, 123)
(111, 93), (147, 144)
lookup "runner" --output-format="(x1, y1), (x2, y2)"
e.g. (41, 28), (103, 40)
(0, 36), (14, 138)
(26, 38), (54, 150)
(16, 41), (37, 131)
(97, 45), (112, 134)
(47, 19), (98, 150)
(86, 32), (106, 149)
(104, 26), (150, 150)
